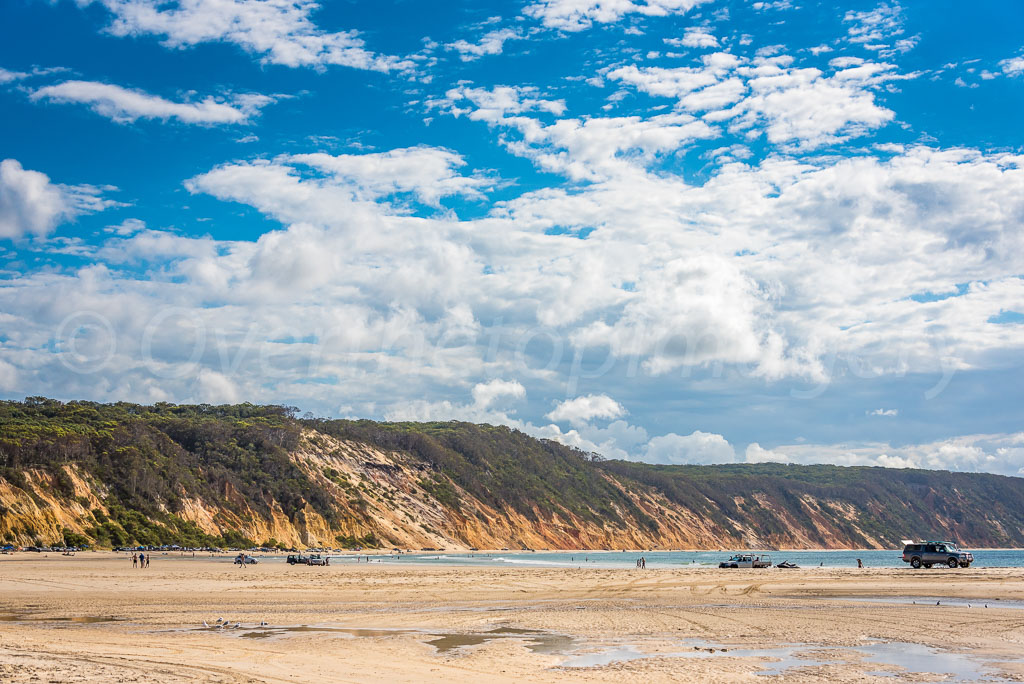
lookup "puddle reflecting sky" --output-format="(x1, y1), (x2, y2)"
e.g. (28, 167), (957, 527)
(561, 639), (1014, 679)
(178, 619), (1020, 679)
(857, 642), (1008, 681)
(560, 641), (833, 673)
(0, 614), (121, 623)
(827, 596), (1024, 611)
(427, 627), (575, 655)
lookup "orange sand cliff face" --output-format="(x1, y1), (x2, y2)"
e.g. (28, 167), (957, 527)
(0, 430), (901, 550)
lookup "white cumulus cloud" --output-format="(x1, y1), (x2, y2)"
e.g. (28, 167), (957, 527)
(547, 394), (626, 426)
(31, 80), (275, 125)
(608, 52), (908, 150)
(285, 146), (494, 206)
(868, 408), (899, 416)
(643, 430), (737, 464)
(844, 3), (905, 46)
(744, 443), (788, 463)
(1000, 56), (1024, 77)
(0, 159), (120, 240)
(447, 28), (524, 61)
(523, 0), (711, 31)
(0, 67), (29, 84)
(754, 433), (1024, 476)
(471, 379), (526, 408)
(664, 28), (718, 49)
(79, 0), (411, 71)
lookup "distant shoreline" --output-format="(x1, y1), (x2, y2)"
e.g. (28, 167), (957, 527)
(15, 547), (1017, 570)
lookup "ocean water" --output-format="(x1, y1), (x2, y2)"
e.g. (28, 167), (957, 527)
(355, 548), (1024, 569)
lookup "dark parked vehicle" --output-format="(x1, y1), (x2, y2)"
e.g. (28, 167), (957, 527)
(286, 553), (329, 566)
(902, 541), (973, 568)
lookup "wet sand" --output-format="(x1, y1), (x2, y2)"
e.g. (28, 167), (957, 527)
(1, 553), (1023, 682)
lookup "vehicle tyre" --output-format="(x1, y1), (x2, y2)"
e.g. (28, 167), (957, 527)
(948, 557), (959, 568)
(960, 562), (970, 568)
(910, 557), (922, 569)
(924, 564), (932, 569)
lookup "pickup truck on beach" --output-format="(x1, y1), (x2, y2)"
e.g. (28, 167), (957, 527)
(719, 553), (772, 568)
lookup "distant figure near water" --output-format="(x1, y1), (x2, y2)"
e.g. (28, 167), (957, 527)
(857, 558), (863, 568)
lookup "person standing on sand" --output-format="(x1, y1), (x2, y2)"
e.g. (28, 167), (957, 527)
(132, 553), (137, 568)
(857, 558), (863, 568)
(146, 554), (150, 568)
(641, 557), (646, 569)
(138, 552), (145, 568)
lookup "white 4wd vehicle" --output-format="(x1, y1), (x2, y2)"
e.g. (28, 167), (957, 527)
(719, 553), (772, 568)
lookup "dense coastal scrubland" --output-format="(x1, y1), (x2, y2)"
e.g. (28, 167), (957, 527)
(3, 398), (1023, 551)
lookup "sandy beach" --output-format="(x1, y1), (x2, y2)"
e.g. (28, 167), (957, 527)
(1, 553), (1023, 682)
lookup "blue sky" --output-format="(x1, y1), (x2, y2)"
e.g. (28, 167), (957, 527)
(2, 0), (1023, 474)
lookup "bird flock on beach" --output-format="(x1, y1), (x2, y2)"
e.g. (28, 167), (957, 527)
(201, 617), (266, 629)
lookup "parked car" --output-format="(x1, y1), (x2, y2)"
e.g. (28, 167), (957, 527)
(719, 553), (772, 568)
(902, 541), (973, 568)
(286, 554), (308, 565)
(233, 554), (258, 565)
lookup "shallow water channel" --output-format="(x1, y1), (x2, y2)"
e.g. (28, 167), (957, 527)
(558, 640), (1013, 680)
(0, 613), (122, 623)
(189, 620), (1020, 679)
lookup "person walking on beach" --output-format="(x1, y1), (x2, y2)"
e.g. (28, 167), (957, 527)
(146, 554), (150, 568)
(641, 556), (646, 569)
(132, 553), (137, 568)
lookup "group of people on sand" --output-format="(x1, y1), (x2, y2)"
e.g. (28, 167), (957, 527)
(636, 556), (646, 569)
(131, 552), (150, 569)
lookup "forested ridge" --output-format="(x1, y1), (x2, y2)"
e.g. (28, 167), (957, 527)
(2, 398), (1023, 549)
